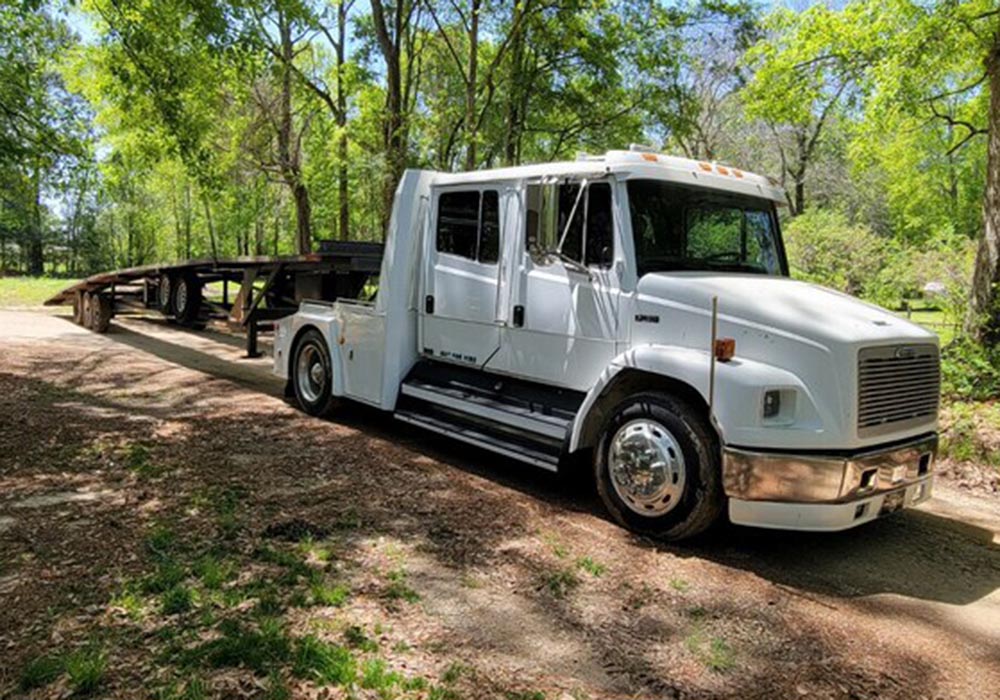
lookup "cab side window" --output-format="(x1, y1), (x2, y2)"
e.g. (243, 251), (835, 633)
(525, 181), (614, 267)
(436, 189), (500, 263)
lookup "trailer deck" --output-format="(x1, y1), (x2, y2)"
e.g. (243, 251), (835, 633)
(44, 242), (383, 356)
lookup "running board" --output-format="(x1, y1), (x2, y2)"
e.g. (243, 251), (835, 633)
(394, 409), (560, 471)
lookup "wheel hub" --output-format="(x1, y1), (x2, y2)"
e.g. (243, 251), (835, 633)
(296, 344), (326, 403)
(609, 419), (687, 517)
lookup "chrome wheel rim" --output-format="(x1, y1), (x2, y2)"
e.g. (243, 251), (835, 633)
(296, 343), (326, 403)
(609, 419), (687, 517)
(174, 279), (188, 315)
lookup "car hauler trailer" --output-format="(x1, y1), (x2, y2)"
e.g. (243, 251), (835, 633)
(44, 241), (382, 356)
(51, 147), (942, 541)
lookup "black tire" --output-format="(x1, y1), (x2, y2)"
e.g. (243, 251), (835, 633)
(91, 294), (112, 333)
(158, 274), (173, 314)
(594, 392), (723, 541)
(72, 291), (85, 325)
(172, 273), (203, 327)
(291, 329), (341, 417)
(81, 292), (94, 329)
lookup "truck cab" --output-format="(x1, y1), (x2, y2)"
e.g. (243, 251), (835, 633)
(273, 148), (939, 540)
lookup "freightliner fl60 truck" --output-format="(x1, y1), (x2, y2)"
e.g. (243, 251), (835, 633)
(273, 147), (940, 541)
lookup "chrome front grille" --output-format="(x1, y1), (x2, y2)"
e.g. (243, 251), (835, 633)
(857, 344), (940, 437)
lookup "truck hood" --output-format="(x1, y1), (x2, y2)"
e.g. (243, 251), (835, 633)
(636, 272), (937, 348)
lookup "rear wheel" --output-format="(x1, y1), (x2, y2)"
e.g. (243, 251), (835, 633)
(291, 329), (340, 417)
(172, 273), (204, 328)
(81, 292), (94, 329)
(594, 392), (722, 540)
(90, 294), (112, 333)
(158, 274), (173, 314)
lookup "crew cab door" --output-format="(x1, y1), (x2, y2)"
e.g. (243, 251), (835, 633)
(419, 186), (503, 366)
(489, 178), (623, 390)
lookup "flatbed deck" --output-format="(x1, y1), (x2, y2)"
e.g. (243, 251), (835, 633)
(45, 242), (383, 356)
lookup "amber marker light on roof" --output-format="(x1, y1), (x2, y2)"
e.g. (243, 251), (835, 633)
(641, 153), (658, 162)
(732, 169), (744, 178)
(698, 162), (712, 172)
(716, 165), (730, 176)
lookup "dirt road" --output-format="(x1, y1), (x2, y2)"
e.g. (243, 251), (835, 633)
(1, 310), (998, 699)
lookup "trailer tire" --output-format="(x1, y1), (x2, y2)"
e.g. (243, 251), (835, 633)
(81, 292), (94, 330)
(158, 274), (173, 314)
(291, 329), (340, 417)
(172, 273), (203, 327)
(90, 294), (112, 333)
(72, 291), (85, 325)
(594, 392), (722, 541)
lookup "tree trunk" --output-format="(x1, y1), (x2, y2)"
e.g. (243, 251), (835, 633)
(464, 0), (480, 171)
(28, 160), (43, 276)
(337, 0), (350, 241)
(277, 10), (312, 253)
(967, 42), (1000, 343)
(371, 0), (407, 237)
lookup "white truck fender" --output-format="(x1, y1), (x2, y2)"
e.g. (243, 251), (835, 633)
(273, 304), (347, 397)
(568, 344), (826, 452)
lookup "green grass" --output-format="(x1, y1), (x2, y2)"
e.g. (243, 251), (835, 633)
(19, 654), (65, 691)
(291, 635), (356, 685)
(65, 646), (108, 695)
(544, 568), (580, 598)
(382, 569), (420, 604)
(161, 584), (194, 615)
(0, 275), (77, 308)
(684, 631), (735, 673)
(576, 556), (606, 577)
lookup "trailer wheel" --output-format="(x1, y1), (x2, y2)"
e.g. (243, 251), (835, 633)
(81, 292), (94, 330)
(172, 273), (204, 328)
(72, 291), (85, 325)
(158, 274), (173, 314)
(291, 329), (340, 417)
(594, 392), (722, 541)
(90, 294), (112, 333)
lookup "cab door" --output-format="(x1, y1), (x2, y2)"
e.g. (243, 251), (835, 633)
(419, 186), (503, 367)
(488, 178), (623, 390)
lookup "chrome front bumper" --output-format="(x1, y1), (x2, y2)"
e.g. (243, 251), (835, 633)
(723, 434), (937, 531)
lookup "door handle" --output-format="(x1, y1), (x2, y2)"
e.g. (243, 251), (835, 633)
(513, 305), (524, 327)
(425, 295), (435, 314)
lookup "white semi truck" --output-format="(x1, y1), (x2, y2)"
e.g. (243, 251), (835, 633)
(273, 148), (940, 540)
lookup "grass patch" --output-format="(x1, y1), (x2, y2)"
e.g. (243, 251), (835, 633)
(440, 662), (466, 684)
(669, 577), (690, 592)
(685, 631), (735, 673)
(544, 568), (579, 598)
(360, 658), (404, 692)
(344, 624), (378, 652)
(309, 580), (350, 607)
(65, 646), (108, 695)
(145, 525), (179, 561)
(142, 560), (187, 595)
(576, 556), (606, 577)
(125, 443), (164, 478)
(291, 635), (356, 685)
(193, 554), (233, 590)
(161, 584), (194, 615)
(194, 619), (292, 674)
(0, 276), (76, 308)
(383, 569), (420, 604)
(19, 654), (65, 691)
(505, 692), (546, 700)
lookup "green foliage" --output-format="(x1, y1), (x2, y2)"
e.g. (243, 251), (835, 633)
(160, 584), (194, 615)
(575, 557), (606, 577)
(382, 569), (420, 604)
(194, 619), (292, 674)
(941, 339), (1000, 402)
(783, 209), (892, 296)
(544, 568), (580, 598)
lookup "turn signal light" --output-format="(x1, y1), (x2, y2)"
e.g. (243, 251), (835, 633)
(714, 338), (735, 362)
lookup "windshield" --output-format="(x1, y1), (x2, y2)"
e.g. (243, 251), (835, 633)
(626, 179), (785, 277)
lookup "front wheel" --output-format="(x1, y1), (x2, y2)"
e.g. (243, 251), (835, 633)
(291, 329), (341, 417)
(594, 392), (723, 540)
